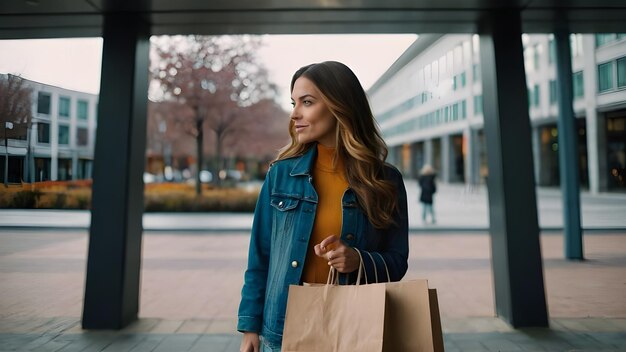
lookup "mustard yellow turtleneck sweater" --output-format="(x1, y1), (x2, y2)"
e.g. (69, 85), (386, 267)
(301, 144), (349, 284)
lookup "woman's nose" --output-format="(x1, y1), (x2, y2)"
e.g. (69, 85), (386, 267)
(290, 108), (301, 120)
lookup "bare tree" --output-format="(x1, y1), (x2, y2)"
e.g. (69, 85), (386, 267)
(0, 74), (32, 134)
(0, 74), (33, 185)
(150, 35), (277, 193)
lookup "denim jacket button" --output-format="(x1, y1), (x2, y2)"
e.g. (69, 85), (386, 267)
(291, 260), (299, 268)
(346, 233), (355, 241)
(278, 201), (284, 208)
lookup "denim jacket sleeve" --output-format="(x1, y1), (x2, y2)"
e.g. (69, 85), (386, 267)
(359, 166), (409, 283)
(237, 171), (272, 333)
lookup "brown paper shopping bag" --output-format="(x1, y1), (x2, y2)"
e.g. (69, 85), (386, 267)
(364, 252), (444, 352)
(282, 251), (386, 352)
(382, 281), (444, 352)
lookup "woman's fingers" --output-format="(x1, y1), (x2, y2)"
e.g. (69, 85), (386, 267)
(319, 235), (339, 251)
(315, 235), (338, 259)
(328, 247), (360, 273)
(316, 236), (359, 273)
(313, 243), (323, 257)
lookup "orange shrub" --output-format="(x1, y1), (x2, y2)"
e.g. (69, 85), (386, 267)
(0, 180), (257, 212)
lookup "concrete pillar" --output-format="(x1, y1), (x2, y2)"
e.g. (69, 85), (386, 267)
(83, 13), (150, 330)
(479, 9), (548, 327)
(582, 35), (605, 193)
(532, 126), (541, 185)
(465, 128), (480, 185)
(71, 151), (78, 180)
(410, 142), (422, 178)
(424, 139), (433, 167)
(596, 113), (608, 191)
(50, 93), (58, 181)
(441, 134), (452, 182)
(555, 27), (583, 259)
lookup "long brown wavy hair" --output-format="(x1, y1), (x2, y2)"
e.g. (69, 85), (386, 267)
(277, 61), (398, 229)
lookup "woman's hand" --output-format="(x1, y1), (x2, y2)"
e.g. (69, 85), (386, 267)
(240, 332), (259, 352)
(314, 235), (360, 273)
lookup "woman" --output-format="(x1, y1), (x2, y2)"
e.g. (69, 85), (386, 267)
(238, 61), (409, 352)
(418, 164), (437, 224)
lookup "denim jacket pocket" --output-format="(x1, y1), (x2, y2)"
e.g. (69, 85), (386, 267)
(268, 194), (300, 253)
(270, 194), (300, 212)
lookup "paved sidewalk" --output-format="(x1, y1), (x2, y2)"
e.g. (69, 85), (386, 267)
(1, 316), (625, 351)
(1, 181), (626, 232)
(1, 181), (625, 351)
(1, 229), (625, 351)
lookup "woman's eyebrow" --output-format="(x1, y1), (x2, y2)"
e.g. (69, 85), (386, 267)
(293, 94), (315, 101)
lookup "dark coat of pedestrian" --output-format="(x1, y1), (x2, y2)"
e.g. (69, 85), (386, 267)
(418, 165), (437, 204)
(418, 164), (437, 223)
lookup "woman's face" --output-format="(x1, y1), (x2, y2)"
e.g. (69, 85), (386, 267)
(290, 76), (337, 147)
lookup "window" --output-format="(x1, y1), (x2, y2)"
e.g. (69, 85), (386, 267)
(460, 72), (466, 88)
(77, 127), (88, 146)
(461, 100), (467, 119)
(474, 95), (483, 114)
(570, 34), (583, 57)
(548, 36), (555, 64)
(596, 34), (617, 47)
(533, 44), (541, 70)
(472, 64), (480, 81)
(618, 34), (626, 40)
(617, 57), (626, 88)
(37, 92), (51, 115)
(37, 122), (50, 143)
(59, 97), (70, 118)
(598, 62), (614, 92)
(533, 84), (540, 106)
(77, 100), (89, 120)
(549, 80), (558, 104)
(58, 125), (70, 145)
(573, 71), (584, 98)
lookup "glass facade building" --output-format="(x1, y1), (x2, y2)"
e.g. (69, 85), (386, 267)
(369, 33), (626, 192)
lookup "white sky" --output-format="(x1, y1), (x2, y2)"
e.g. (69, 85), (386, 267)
(0, 34), (416, 110)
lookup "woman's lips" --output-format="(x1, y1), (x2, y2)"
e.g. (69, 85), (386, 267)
(295, 125), (308, 132)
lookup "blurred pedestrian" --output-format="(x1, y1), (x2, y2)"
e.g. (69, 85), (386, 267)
(418, 164), (437, 224)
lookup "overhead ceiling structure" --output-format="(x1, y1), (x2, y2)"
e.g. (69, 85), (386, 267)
(1, 0), (626, 38)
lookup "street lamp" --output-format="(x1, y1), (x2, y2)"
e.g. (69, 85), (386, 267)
(4, 121), (14, 187)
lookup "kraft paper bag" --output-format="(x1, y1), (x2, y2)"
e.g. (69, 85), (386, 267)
(282, 258), (387, 352)
(382, 280), (444, 352)
(281, 281), (386, 352)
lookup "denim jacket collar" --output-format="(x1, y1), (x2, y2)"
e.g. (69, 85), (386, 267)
(289, 144), (317, 177)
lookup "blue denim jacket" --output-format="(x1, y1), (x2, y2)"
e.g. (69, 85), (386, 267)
(237, 145), (409, 348)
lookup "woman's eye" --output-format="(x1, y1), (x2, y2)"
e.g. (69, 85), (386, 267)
(290, 101), (295, 107)
(303, 100), (312, 106)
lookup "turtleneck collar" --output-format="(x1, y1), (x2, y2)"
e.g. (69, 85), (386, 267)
(316, 143), (344, 173)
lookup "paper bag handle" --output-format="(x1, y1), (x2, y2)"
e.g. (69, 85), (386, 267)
(325, 247), (369, 286)
(364, 251), (391, 283)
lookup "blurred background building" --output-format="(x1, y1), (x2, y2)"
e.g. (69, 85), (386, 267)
(369, 33), (626, 193)
(0, 74), (98, 183)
